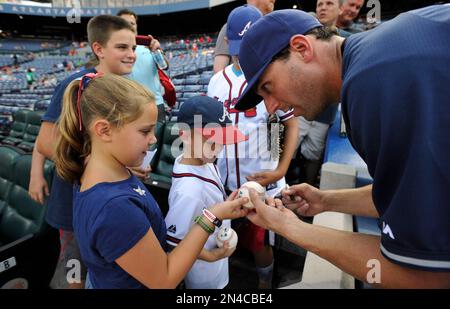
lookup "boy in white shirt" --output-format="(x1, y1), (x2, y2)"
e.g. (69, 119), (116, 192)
(165, 96), (248, 289)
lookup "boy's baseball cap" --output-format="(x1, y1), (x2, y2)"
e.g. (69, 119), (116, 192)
(177, 96), (248, 145)
(227, 5), (263, 56)
(235, 9), (322, 111)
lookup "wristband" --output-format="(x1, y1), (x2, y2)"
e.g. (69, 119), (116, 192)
(194, 216), (214, 234)
(202, 209), (222, 228)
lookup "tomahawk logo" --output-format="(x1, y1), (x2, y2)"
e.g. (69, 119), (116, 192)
(219, 106), (232, 122)
(238, 22), (252, 37)
(382, 222), (395, 239)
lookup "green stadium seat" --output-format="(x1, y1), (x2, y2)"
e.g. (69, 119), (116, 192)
(0, 149), (59, 288)
(2, 109), (31, 147)
(0, 146), (20, 205)
(149, 121), (165, 153)
(0, 155), (53, 243)
(148, 122), (182, 189)
(17, 110), (44, 153)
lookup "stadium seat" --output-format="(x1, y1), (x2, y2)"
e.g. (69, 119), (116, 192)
(0, 150), (59, 288)
(1, 109), (31, 147)
(172, 78), (184, 86)
(17, 111), (44, 153)
(149, 121), (165, 154)
(199, 76), (211, 85)
(183, 92), (203, 99)
(0, 152), (54, 244)
(185, 76), (199, 85)
(148, 122), (182, 189)
(0, 147), (20, 214)
(184, 85), (203, 92)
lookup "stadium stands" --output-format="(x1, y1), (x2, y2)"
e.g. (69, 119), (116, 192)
(0, 147), (59, 288)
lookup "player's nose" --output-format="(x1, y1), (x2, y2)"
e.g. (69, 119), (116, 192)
(263, 96), (280, 114)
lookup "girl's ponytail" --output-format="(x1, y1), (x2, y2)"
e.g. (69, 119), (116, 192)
(55, 79), (90, 183)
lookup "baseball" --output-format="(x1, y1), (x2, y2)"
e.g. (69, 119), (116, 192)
(238, 181), (266, 209)
(216, 226), (238, 248)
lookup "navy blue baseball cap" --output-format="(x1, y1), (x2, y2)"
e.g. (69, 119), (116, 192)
(227, 5), (263, 56)
(177, 96), (248, 145)
(235, 9), (322, 111)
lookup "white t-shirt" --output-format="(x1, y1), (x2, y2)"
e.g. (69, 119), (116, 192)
(207, 64), (294, 194)
(165, 155), (230, 289)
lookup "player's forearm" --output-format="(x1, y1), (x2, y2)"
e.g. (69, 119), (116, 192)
(323, 185), (379, 218)
(277, 117), (299, 174)
(280, 220), (450, 288)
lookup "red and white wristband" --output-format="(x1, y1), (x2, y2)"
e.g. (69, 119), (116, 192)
(202, 209), (222, 228)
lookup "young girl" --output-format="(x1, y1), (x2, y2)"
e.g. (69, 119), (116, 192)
(54, 73), (249, 289)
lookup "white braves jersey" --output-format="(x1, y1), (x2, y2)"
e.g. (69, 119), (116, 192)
(207, 64), (294, 193)
(165, 155), (230, 289)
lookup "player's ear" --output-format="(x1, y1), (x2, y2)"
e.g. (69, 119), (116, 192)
(289, 34), (314, 63)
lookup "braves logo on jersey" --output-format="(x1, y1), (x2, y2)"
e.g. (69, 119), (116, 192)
(219, 106), (232, 122)
(214, 96), (257, 118)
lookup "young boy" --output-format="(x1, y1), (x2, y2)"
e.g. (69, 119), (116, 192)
(165, 96), (247, 289)
(207, 5), (299, 288)
(30, 15), (139, 289)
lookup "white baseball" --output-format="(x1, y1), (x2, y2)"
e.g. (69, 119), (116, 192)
(216, 226), (238, 248)
(238, 181), (266, 209)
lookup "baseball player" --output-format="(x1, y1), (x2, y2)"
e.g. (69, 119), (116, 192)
(207, 5), (299, 288)
(165, 96), (248, 289)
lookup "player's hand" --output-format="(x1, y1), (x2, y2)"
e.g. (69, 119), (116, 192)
(209, 190), (249, 221)
(281, 183), (327, 217)
(28, 173), (49, 205)
(129, 166), (152, 181)
(247, 189), (299, 231)
(245, 169), (283, 187)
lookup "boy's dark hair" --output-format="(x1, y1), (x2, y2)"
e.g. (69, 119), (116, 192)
(272, 26), (339, 62)
(117, 8), (138, 22)
(87, 15), (134, 59)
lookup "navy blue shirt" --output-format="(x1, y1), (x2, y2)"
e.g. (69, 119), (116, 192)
(341, 5), (450, 271)
(73, 174), (167, 289)
(314, 30), (350, 125)
(43, 68), (96, 230)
